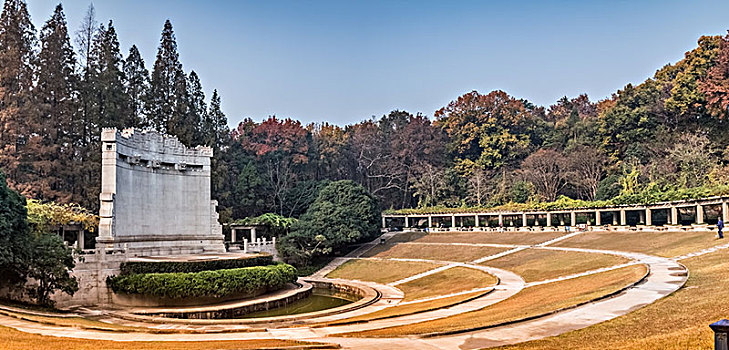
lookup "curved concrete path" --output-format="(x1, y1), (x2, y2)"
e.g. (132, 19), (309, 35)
(0, 231), (690, 350)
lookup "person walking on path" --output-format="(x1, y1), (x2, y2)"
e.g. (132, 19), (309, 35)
(718, 218), (724, 239)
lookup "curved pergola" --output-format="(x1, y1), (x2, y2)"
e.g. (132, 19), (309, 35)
(383, 196), (729, 230)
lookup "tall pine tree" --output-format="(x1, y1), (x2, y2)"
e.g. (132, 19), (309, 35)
(88, 20), (130, 129)
(148, 20), (195, 144)
(0, 0), (37, 196)
(124, 44), (150, 128)
(74, 4), (96, 160)
(34, 4), (78, 202)
(206, 89), (229, 149)
(205, 89), (231, 221)
(187, 70), (206, 144)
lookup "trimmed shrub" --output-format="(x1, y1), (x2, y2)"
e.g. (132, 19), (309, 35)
(119, 254), (273, 275)
(107, 264), (297, 299)
(279, 180), (380, 266)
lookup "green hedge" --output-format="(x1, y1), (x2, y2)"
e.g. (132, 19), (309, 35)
(107, 264), (297, 299)
(119, 254), (273, 275)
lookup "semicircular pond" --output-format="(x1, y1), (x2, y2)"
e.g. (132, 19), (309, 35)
(238, 289), (354, 318)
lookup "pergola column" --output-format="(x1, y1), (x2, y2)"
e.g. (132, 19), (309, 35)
(697, 204), (705, 224)
(612, 211), (618, 225)
(522, 213), (528, 227)
(620, 209), (626, 226)
(671, 207), (679, 225)
(645, 209), (652, 226)
(428, 216), (433, 227)
(639, 210), (645, 225)
(498, 213), (503, 225)
(382, 216), (386, 228)
(231, 228), (237, 243)
(474, 214), (479, 227)
(250, 227), (257, 242)
(77, 230), (84, 250)
(546, 212), (552, 226)
(405, 216), (410, 228)
(451, 215), (456, 228)
(570, 211), (576, 226)
(723, 201), (729, 222)
(595, 210), (601, 225)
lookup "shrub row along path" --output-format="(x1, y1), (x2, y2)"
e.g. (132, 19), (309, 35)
(0, 230), (692, 350)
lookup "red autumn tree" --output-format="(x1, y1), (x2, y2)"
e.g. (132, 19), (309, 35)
(233, 116), (311, 214)
(700, 32), (729, 119)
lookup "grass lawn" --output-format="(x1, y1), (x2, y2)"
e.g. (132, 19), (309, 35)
(481, 248), (631, 282)
(416, 231), (566, 246)
(386, 231), (428, 243)
(495, 249), (729, 350)
(324, 259), (441, 284)
(554, 230), (723, 257)
(314, 289), (491, 326)
(0, 325), (335, 350)
(398, 266), (498, 301)
(362, 243), (506, 262)
(341, 264), (647, 337)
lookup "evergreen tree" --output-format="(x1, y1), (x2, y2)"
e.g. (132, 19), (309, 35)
(74, 4), (96, 157)
(68, 20), (129, 209)
(0, 0), (37, 195)
(74, 4), (96, 76)
(34, 4), (78, 202)
(0, 170), (31, 288)
(124, 44), (150, 128)
(148, 20), (193, 144)
(203, 89), (231, 218)
(205, 89), (229, 148)
(187, 70), (206, 144)
(88, 20), (130, 129)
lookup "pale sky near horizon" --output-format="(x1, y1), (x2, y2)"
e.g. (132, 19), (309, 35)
(25, 0), (729, 127)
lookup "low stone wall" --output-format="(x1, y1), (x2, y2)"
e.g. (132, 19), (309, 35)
(0, 249), (124, 308)
(52, 250), (126, 308)
(142, 282), (314, 319)
(111, 287), (269, 308)
(307, 279), (370, 302)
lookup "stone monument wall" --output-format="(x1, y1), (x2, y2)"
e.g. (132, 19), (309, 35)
(96, 128), (225, 255)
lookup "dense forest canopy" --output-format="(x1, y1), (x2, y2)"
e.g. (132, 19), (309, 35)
(1, 0), (729, 220)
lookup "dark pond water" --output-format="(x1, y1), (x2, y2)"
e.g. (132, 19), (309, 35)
(237, 293), (353, 318)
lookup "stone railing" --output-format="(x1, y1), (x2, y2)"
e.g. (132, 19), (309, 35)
(229, 237), (278, 259)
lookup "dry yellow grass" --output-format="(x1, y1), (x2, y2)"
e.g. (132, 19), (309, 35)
(312, 289), (491, 327)
(495, 250), (729, 350)
(0, 325), (335, 350)
(362, 243), (506, 262)
(386, 231), (428, 243)
(398, 266), (498, 301)
(0, 310), (153, 332)
(416, 231), (566, 245)
(342, 264), (648, 337)
(554, 230), (723, 257)
(482, 248), (630, 282)
(324, 258), (441, 284)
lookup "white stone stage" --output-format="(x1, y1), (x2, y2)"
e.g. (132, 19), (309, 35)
(96, 128), (225, 255)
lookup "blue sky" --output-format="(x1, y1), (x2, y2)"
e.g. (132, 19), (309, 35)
(26, 0), (729, 126)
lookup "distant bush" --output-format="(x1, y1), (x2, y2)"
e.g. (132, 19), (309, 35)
(119, 254), (273, 275)
(107, 264), (297, 299)
(232, 213), (298, 236)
